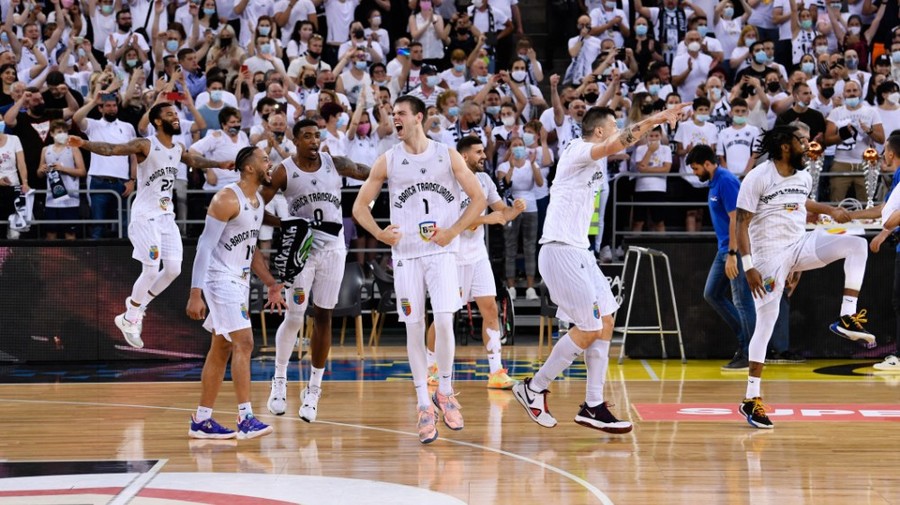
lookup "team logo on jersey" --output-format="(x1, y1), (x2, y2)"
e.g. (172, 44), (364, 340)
(241, 267), (251, 280)
(763, 277), (776, 293)
(293, 287), (305, 305)
(593, 302), (600, 319)
(159, 197), (171, 211)
(419, 221), (437, 241)
(402, 159), (410, 165)
(783, 203), (801, 212)
(149, 245), (159, 260)
(420, 168), (426, 174)
(396, 260), (403, 267)
(240, 303), (249, 320)
(401, 298), (411, 316)
(292, 172), (300, 178)
(311, 179), (317, 185)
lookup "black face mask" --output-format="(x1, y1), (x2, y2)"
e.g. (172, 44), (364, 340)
(118, 23), (132, 32)
(303, 75), (317, 88)
(307, 50), (320, 59)
(767, 81), (781, 93)
(582, 92), (599, 103)
(261, 113), (270, 123)
(411, 58), (424, 67)
(256, 82), (267, 92)
(273, 132), (285, 141)
(821, 87), (835, 99)
(353, 29), (365, 39)
(641, 104), (654, 114)
(220, 37), (233, 47)
(323, 81), (336, 90)
(103, 112), (117, 122)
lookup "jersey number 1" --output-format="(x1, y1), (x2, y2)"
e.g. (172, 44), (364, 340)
(245, 244), (256, 260)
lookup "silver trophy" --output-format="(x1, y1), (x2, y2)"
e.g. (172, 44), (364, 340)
(806, 141), (824, 201)
(863, 148), (880, 209)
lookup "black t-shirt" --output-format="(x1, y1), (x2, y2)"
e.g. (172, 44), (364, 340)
(8, 110), (64, 187)
(776, 107), (827, 140)
(734, 65), (769, 85)
(871, 0), (900, 46)
(41, 88), (84, 111)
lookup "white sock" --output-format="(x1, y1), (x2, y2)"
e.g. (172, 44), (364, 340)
(415, 383), (431, 408)
(405, 319), (430, 408)
(585, 339), (611, 407)
(125, 297), (143, 322)
(195, 406), (213, 422)
(532, 334), (584, 391)
(840, 296), (858, 317)
(485, 328), (502, 373)
(426, 349), (436, 368)
(487, 352), (502, 373)
(309, 366), (324, 390)
(238, 402), (253, 421)
(746, 377), (761, 399)
(274, 364), (287, 379)
(434, 312), (455, 396)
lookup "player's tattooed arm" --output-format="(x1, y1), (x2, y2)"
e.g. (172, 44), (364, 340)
(333, 156), (371, 181)
(180, 149), (236, 170)
(68, 137), (150, 157)
(735, 208), (754, 256)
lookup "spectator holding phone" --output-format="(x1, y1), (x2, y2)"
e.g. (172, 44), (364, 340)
(37, 120), (85, 240)
(468, 0), (514, 71)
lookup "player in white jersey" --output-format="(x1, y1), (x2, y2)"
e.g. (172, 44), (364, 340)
(69, 102), (232, 349)
(261, 119), (371, 422)
(734, 123), (874, 429)
(186, 146), (286, 440)
(353, 96), (487, 444)
(424, 136), (526, 390)
(512, 103), (690, 433)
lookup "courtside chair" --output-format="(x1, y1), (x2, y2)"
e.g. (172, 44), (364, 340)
(537, 281), (558, 359)
(368, 260), (396, 349)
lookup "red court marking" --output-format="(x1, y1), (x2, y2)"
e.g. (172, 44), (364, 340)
(0, 487), (298, 505)
(633, 403), (900, 422)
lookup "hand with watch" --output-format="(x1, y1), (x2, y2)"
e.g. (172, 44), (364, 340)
(725, 249), (739, 280)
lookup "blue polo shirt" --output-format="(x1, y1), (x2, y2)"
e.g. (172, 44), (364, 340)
(708, 167), (741, 253)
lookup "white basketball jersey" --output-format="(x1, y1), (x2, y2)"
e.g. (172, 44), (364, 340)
(386, 140), (461, 260)
(458, 171), (501, 265)
(540, 138), (604, 249)
(132, 136), (183, 220)
(282, 152), (345, 250)
(206, 184), (264, 286)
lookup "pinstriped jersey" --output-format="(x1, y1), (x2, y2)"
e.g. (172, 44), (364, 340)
(282, 152), (344, 250)
(206, 184), (264, 286)
(132, 135), (182, 220)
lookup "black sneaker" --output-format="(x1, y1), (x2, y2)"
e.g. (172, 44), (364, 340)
(829, 310), (876, 347)
(767, 350), (806, 364)
(739, 397), (774, 429)
(721, 351), (749, 371)
(574, 402), (633, 433)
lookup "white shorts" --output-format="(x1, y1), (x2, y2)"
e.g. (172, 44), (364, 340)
(259, 193), (288, 241)
(459, 257), (496, 304)
(129, 214), (183, 265)
(752, 231), (828, 308)
(202, 279), (252, 340)
(287, 248), (347, 312)
(394, 253), (462, 322)
(538, 243), (619, 332)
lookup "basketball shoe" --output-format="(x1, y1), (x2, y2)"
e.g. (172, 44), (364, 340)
(574, 402), (633, 433)
(829, 310), (876, 346)
(300, 386), (321, 423)
(267, 377), (287, 415)
(432, 390), (464, 430)
(115, 313), (144, 349)
(189, 416), (236, 439)
(487, 368), (516, 389)
(739, 397), (774, 429)
(417, 405), (438, 444)
(236, 414), (273, 439)
(874, 355), (900, 371)
(512, 377), (557, 428)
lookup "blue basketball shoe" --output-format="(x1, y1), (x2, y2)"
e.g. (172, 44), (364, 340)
(189, 416), (237, 439)
(236, 414), (273, 440)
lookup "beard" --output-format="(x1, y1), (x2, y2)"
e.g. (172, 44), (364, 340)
(30, 103), (46, 117)
(103, 113), (117, 122)
(697, 171), (711, 182)
(161, 119), (182, 135)
(791, 151), (806, 169)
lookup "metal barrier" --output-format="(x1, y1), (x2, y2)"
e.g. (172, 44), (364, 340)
(0, 189), (125, 237)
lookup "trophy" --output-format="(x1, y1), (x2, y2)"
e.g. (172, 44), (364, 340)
(806, 141), (824, 201)
(863, 148), (880, 209)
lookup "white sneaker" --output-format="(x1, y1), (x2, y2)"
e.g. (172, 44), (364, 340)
(525, 287), (539, 300)
(115, 313), (144, 348)
(299, 386), (321, 422)
(267, 376), (287, 415)
(874, 355), (900, 372)
(507, 286), (517, 300)
(598, 246), (613, 263)
(512, 378), (557, 428)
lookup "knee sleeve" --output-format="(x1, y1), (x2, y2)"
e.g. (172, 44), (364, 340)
(149, 260), (182, 296)
(748, 300), (780, 363)
(130, 263), (161, 304)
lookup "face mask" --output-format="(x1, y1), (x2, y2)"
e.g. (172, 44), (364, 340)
(830, 2), (841, 9)
(815, 45), (828, 55)
(448, 106), (460, 116)
(641, 104), (654, 114)
(210, 89), (223, 102)
(845, 97), (860, 107)
(473, 0), (483, 7)
(454, 63), (466, 72)
(126, 58), (138, 67)
(583, 92), (599, 103)
(371, 16), (381, 26)
(53, 132), (69, 145)
(767, 81), (780, 93)
(307, 49), (320, 59)
(101, 4), (113, 14)
(615, 118), (626, 129)
(665, 6), (676, 13)
(796, 99), (808, 108)
(227, 126), (240, 135)
(744, 37), (756, 46)
(523, 132), (535, 145)
(697, 26), (708, 37)
(420, 1), (432, 9)
(667, 103), (678, 110)
(635, 25), (648, 36)
(336, 115), (349, 128)
(353, 29), (365, 39)
(77, 48), (86, 58)
(888, 92), (900, 105)
(303, 75), (317, 88)
(162, 40), (178, 53)
(103, 112), (117, 122)
(695, 114), (709, 123)
(30, 103), (46, 116)
(511, 70), (527, 82)
(0, 33), (8, 43)
(511, 146), (527, 159)
(118, 23), (132, 32)
(802, 62), (815, 74)
(486, 105), (501, 116)
(723, 6), (734, 18)
(732, 115), (747, 125)
(648, 84), (660, 95)
(260, 43), (273, 55)
(220, 37), (233, 47)
(709, 87), (721, 100)
(352, 122), (370, 136)
(476, 75), (488, 85)
(605, 1), (616, 9)
(355, 61), (368, 71)
(754, 50), (767, 64)
(688, 42), (701, 53)
(411, 58), (424, 67)
(848, 26), (860, 35)
(891, 51), (900, 63)
(259, 26), (271, 36)
(323, 81), (336, 90)
(766, 54), (775, 63)
(203, 7), (216, 15)
(846, 57), (859, 70)
(501, 115), (516, 127)
(0, 122), (4, 134)
(821, 87), (835, 99)
(319, 128), (328, 139)
(255, 81), (266, 92)
(426, 75), (440, 87)
(800, 19), (813, 30)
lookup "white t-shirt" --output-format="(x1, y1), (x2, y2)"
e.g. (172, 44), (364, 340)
(190, 129), (250, 190)
(717, 125), (761, 176)
(497, 159), (539, 212)
(235, 0), (275, 47)
(634, 143), (672, 193)
(275, 0), (317, 46)
(0, 134), (23, 184)
(439, 69), (468, 91)
(555, 115), (583, 153)
(736, 160), (811, 262)
(672, 52), (713, 102)
(773, 0), (793, 40)
(85, 118), (137, 179)
(323, 0), (360, 44)
(567, 35), (603, 85)
(458, 171), (502, 265)
(714, 17), (743, 59)
(539, 138), (605, 249)
(827, 104), (882, 164)
(589, 7), (629, 48)
(321, 130), (349, 157)
(674, 120), (718, 187)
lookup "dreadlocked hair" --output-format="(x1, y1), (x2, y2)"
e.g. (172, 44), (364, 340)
(755, 124), (799, 162)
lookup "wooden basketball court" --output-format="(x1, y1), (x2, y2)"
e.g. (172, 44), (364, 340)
(2, 344), (899, 504)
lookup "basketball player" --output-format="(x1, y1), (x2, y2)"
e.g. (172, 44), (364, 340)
(735, 123), (874, 429)
(186, 146), (286, 440)
(352, 96), (487, 444)
(512, 104), (689, 433)
(69, 102), (232, 349)
(424, 136), (526, 390)
(262, 119), (371, 422)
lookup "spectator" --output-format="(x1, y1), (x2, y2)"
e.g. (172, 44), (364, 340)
(405, 64), (444, 108)
(515, 38), (544, 85)
(440, 49), (472, 91)
(338, 21), (385, 63)
(335, 49), (375, 109)
(103, 9), (150, 64)
(728, 25), (759, 73)
(675, 96), (718, 232)
(36, 120), (85, 240)
(178, 49), (207, 100)
(633, 126), (672, 232)
(523, 121), (552, 239)
(286, 21), (316, 60)
(206, 26), (244, 81)
(319, 102), (349, 156)
(435, 90), (460, 130)
(0, 64), (15, 109)
(824, 80), (885, 202)
(287, 34), (332, 78)
(717, 97), (760, 175)
(565, 16), (603, 86)
(589, 0), (631, 48)
(676, 16), (724, 68)
(707, 75), (731, 132)
(323, 0), (361, 64)
(458, 57), (490, 102)
(498, 136), (543, 301)
(714, 0), (750, 62)
(875, 81), (900, 146)
(672, 30), (714, 102)
(189, 106), (248, 194)
(549, 74), (586, 152)
(776, 83), (827, 143)
(274, 0), (317, 47)
(364, 10), (390, 57)
(634, 0), (703, 66)
(789, 6), (818, 66)
(409, 0), (449, 66)
(0, 128), (27, 239)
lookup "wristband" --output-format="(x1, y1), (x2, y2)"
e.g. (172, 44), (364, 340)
(741, 255), (753, 271)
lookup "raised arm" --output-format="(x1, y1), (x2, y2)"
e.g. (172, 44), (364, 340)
(549, 74), (564, 127)
(68, 135), (151, 158)
(181, 145), (236, 170)
(591, 103), (690, 160)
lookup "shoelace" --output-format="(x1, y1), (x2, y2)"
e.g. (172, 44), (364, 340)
(850, 309), (868, 328)
(438, 391), (462, 411)
(751, 399), (771, 417)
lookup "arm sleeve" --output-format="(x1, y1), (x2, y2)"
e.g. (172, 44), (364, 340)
(190, 215), (229, 289)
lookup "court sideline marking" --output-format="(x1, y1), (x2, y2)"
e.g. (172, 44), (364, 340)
(639, 360), (660, 381)
(3, 397), (615, 505)
(107, 458), (168, 505)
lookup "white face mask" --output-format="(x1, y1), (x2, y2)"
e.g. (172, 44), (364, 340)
(848, 26), (861, 35)
(501, 115), (516, 127)
(511, 70), (527, 82)
(53, 132), (69, 145)
(888, 92), (900, 105)
(687, 41), (701, 53)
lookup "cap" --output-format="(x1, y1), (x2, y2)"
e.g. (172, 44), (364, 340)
(875, 54), (891, 66)
(420, 64), (438, 75)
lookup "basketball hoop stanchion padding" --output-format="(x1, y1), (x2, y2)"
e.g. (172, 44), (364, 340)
(807, 141), (824, 201)
(864, 148), (880, 209)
